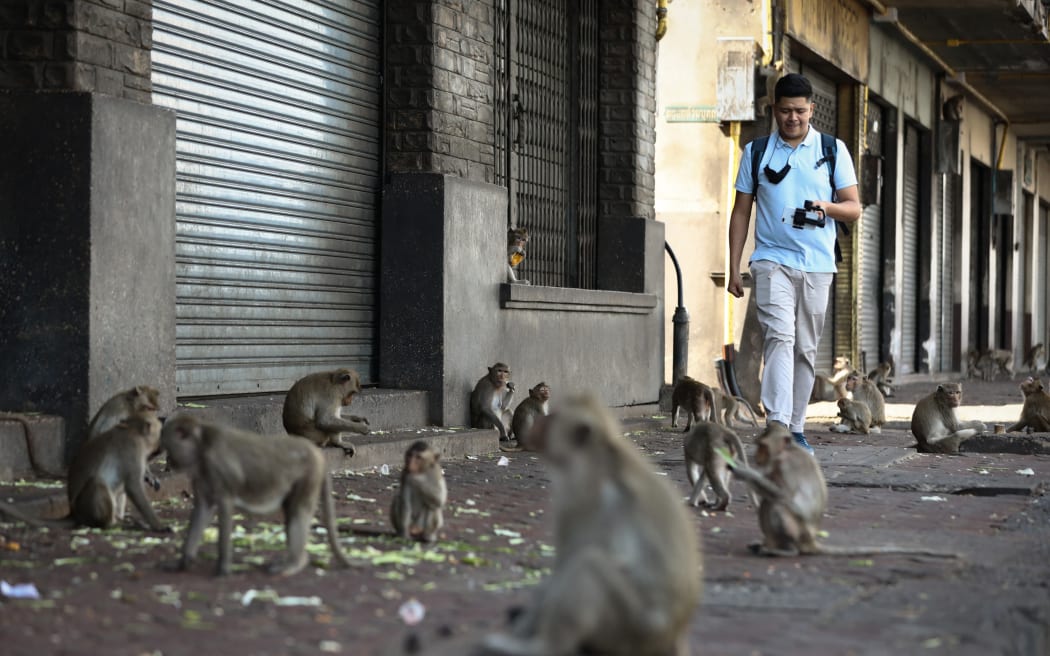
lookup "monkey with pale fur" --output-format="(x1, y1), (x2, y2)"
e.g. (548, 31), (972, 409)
(480, 396), (701, 656)
(161, 414), (351, 576)
(390, 440), (447, 542)
(910, 383), (985, 454)
(282, 368), (368, 456)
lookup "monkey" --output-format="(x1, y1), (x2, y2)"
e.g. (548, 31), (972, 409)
(506, 227), (530, 285)
(942, 94), (964, 122)
(832, 398), (872, 435)
(0, 412), (61, 477)
(683, 420), (755, 511)
(480, 396), (701, 656)
(845, 371), (885, 431)
(965, 349), (982, 380)
(909, 383), (986, 454)
(160, 414), (351, 577)
(972, 349), (1013, 381)
(810, 355), (852, 402)
(470, 363), (515, 442)
(282, 368), (368, 457)
(987, 348), (1015, 379)
(87, 385), (160, 439)
(390, 440), (447, 542)
(728, 423), (957, 558)
(711, 388), (761, 428)
(510, 382), (550, 449)
(866, 361), (895, 398)
(0, 414), (169, 531)
(1006, 377), (1050, 433)
(1023, 343), (1045, 374)
(669, 375), (715, 431)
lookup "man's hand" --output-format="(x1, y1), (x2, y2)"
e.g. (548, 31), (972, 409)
(727, 272), (745, 298)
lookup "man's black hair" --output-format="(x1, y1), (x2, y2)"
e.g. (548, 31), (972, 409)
(774, 73), (813, 102)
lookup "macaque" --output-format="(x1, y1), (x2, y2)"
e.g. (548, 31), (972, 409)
(811, 355), (852, 402)
(729, 424), (956, 558)
(909, 383), (986, 454)
(712, 388), (760, 428)
(1023, 343), (1045, 374)
(511, 382), (550, 448)
(481, 396), (701, 656)
(470, 363), (515, 442)
(390, 441), (447, 542)
(867, 361), (895, 398)
(833, 398), (872, 435)
(87, 385), (159, 439)
(282, 368), (368, 456)
(942, 94), (964, 121)
(670, 375), (715, 431)
(161, 414), (351, 576)
(1006, 377), (1050, 433)
(0, 412), (58, 477)
(845, 371), (885, 430)
(973, 349), (1013, 381)
(506, 227), (530, 285)
(683, 420), (754, 511)
(0, 414), (169, 531)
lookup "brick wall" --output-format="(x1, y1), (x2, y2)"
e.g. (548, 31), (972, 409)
(599, 0), (657, 220)
(0, 0), (151, 102)
(385, 0), (496, 183)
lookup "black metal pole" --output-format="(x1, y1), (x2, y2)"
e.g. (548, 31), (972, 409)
(664, 242), (689, 385)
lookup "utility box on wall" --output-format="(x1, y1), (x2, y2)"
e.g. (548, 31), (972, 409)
(716, 38), (757, 122)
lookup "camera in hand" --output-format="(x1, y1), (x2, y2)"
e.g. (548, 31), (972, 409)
(791, 200), (826, 230)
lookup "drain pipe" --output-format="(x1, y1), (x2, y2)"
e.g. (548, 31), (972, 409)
(664, 242), (689, 384)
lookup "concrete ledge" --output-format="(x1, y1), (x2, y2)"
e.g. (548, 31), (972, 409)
(961, 433), (1050, 455)
(173, 388), (431, 435)
(0, 415), (66, 481)
(499, 283), (657, 314)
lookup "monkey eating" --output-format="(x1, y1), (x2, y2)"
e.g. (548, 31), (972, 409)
(728, 424), (957, 558)
(87, 385), (160, 439)
(161, 414), (351, 577)
(669, 375), (715, 431)
(506, 227), (530, 285)
(810, 355), (852, 402)
(470, 362), (515, 443)
(390, 440), (447, 542)
(867, 361), (895, 398)
(282, 368), (369, 456)
(510, 382), (550, 449)
(909, 383), (986, 454)
(845, 371), (885, 431)
(831, 398), (872, 435)
(683, 420), (755, 511)
(1006, 377), (1050, 433)
(0, 414), (169, 531)
(481, 396), (702, 656)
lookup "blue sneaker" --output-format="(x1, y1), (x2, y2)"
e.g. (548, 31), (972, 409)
(791, 432), (815, 454)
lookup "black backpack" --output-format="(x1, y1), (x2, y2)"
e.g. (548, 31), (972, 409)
(749, 132), (848, 262)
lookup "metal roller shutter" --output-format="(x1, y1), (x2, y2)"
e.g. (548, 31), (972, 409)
(858, 102), (883, 374)
(939, 173), (958, 371)
(152, 0), (382, 396)
(1041, 202), (1050, 347)
(900, 124), (920, 374)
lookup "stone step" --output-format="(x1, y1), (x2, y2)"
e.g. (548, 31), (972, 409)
(0, 414), (66, 480)
(0, 426), (500, 521)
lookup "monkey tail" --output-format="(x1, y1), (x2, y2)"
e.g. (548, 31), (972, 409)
(724, 432), (760, 507)
(815, 543), (959, 559)
(0, 413), (63, 478)
(320, 475), (352, 569)
(735, 397), (761, 427)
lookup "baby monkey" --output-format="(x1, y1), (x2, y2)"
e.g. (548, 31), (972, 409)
(831, 398), (872, 434)
(683, 420), (755, 511)
(390, 440), (447, 542)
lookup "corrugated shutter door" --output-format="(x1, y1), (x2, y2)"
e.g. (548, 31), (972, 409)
(858, 201), (881, 371)
(900, 124), (920, 374)
(1041, 202), (1050, 346)
(939, 173), (957, 371)
(152, 0), (381, 396)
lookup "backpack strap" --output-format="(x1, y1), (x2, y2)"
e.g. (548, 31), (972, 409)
(749, 135), (771, 196)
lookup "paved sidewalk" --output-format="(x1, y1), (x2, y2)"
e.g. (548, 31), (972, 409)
(0, 382), (1048, 656)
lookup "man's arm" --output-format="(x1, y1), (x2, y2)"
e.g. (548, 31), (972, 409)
(812, 184), (861, 224)
(726, 190), (754, 298)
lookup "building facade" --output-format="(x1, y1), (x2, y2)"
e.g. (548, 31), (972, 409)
(0, 0), (667, 456)
(655, 0), (1050, 400)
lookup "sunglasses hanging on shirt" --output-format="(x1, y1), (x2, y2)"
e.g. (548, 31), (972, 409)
(763, 162), (791, 184)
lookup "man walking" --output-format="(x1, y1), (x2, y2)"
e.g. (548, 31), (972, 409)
(726, 73), (862, 453)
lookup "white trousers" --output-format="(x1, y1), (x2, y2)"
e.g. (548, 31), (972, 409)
(750, 260), (834, 433)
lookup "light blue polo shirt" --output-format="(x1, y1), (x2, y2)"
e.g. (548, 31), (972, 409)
(734, 127), (858, 273)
